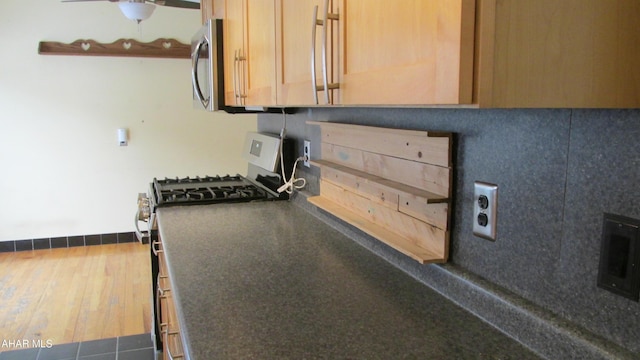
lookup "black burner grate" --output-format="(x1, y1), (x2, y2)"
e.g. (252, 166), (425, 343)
(152, 175), (270, 207)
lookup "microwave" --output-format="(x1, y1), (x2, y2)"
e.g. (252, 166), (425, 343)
(191, 19), (224, 112)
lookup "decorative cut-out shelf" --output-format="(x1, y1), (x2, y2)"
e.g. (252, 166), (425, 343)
(38, 38), (190, 59)
(307, 121), (453, 264)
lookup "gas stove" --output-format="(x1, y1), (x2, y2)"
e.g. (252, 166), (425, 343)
(137, 132), (293, 237)
(150, 174), (275, 209)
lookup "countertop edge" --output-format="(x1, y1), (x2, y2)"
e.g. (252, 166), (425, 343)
(156, 210), (193, 360)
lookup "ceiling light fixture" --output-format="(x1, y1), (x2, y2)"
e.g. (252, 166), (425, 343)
(118, 0), (156, 23)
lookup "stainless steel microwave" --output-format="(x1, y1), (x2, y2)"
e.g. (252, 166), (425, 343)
(191, 19), (223, 112)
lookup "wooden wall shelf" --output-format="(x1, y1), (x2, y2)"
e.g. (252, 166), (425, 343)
(307, 121), (453, 264)
(38, 38), (190, 59)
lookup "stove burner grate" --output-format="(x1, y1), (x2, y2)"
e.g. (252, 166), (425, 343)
(153, 176), (271, 207)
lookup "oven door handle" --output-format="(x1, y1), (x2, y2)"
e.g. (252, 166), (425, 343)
(191, 37), (210, 109)
(134, 209), (149, 243)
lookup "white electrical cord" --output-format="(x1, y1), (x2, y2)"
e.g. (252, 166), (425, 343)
(276, 110), (307, 194)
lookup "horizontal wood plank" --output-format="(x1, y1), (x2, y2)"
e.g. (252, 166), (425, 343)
(308, 195), (444, 264)
(308, 121), (452, 167)
(398, 194), (449, 230)
(313, 159), (449, 230)
(312, 159), (447, 203)
(321, 143), (451, 198)
(319, 179), (447, 260)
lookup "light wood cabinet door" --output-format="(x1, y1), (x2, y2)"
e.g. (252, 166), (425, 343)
(336, 0), (476, 105)
(475, 0), (640, 108)
(244, 0), (277, 105)
(276, 0), (330, 106)
(223, 0), (245, 106)
(223, 0), (277, 107)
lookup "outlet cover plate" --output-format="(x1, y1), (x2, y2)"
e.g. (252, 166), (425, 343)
(303, 140), (311, 168)
(473, 181), (498, 241)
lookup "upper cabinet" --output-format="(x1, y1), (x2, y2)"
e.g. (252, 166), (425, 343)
(336, 0), (476, 105)
(223, 0), (277, 106)
(275, 0), (475, 106)
(475, 0), (640, 108)
(276, 0), (330, 106)
(218, 0), (640, 108)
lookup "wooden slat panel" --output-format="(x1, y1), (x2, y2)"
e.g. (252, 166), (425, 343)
(319, 180), (447, 259)
(308, 196), (444, 264)
(321, 143), (451, 198)
(309, 121), (451, 167)
(308, 122), (452, 264)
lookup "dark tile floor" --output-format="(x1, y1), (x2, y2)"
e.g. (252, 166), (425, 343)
(0, 334), (155, 360)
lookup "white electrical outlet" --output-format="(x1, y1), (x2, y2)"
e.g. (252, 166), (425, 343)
(303, 140), (311, 168)
(473, 181), (498, 241)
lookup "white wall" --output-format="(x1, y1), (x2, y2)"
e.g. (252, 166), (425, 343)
(0, 1), (257, 241)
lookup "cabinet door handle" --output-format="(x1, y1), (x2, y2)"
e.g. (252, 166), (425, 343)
(312, 0), (339, 105)
(233, 50), (239, 105)
(311, 5), (320, 105)
(234, 49), (247, 106)
(239, 49), (247, 106)
(320, 0), (331, 104)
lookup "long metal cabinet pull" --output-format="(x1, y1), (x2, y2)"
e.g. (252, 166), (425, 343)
(234, 49), (247, 106)
(241, 49), (247, 106)
(311, 5), (320, 105)
(311, 0), (339, 105)
(233, 50), (239, 105)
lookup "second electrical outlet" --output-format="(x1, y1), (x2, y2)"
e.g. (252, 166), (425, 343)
(473, 181), (498, 241)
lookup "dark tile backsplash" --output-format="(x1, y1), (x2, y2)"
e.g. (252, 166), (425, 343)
(0, 231), (139, 253)
(258, 107), (640, 355)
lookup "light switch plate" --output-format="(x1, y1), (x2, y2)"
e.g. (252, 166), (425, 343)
(473, 181), (498, 241)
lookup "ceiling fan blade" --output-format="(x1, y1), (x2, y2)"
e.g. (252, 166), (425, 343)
(61, 0), (118, 2)
(150, 0), (200, 9)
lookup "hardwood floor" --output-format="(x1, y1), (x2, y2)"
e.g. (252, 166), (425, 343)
(0, 243), (151, 351)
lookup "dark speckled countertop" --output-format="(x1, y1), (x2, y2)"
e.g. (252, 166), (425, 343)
(156, 201), (541, 360)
